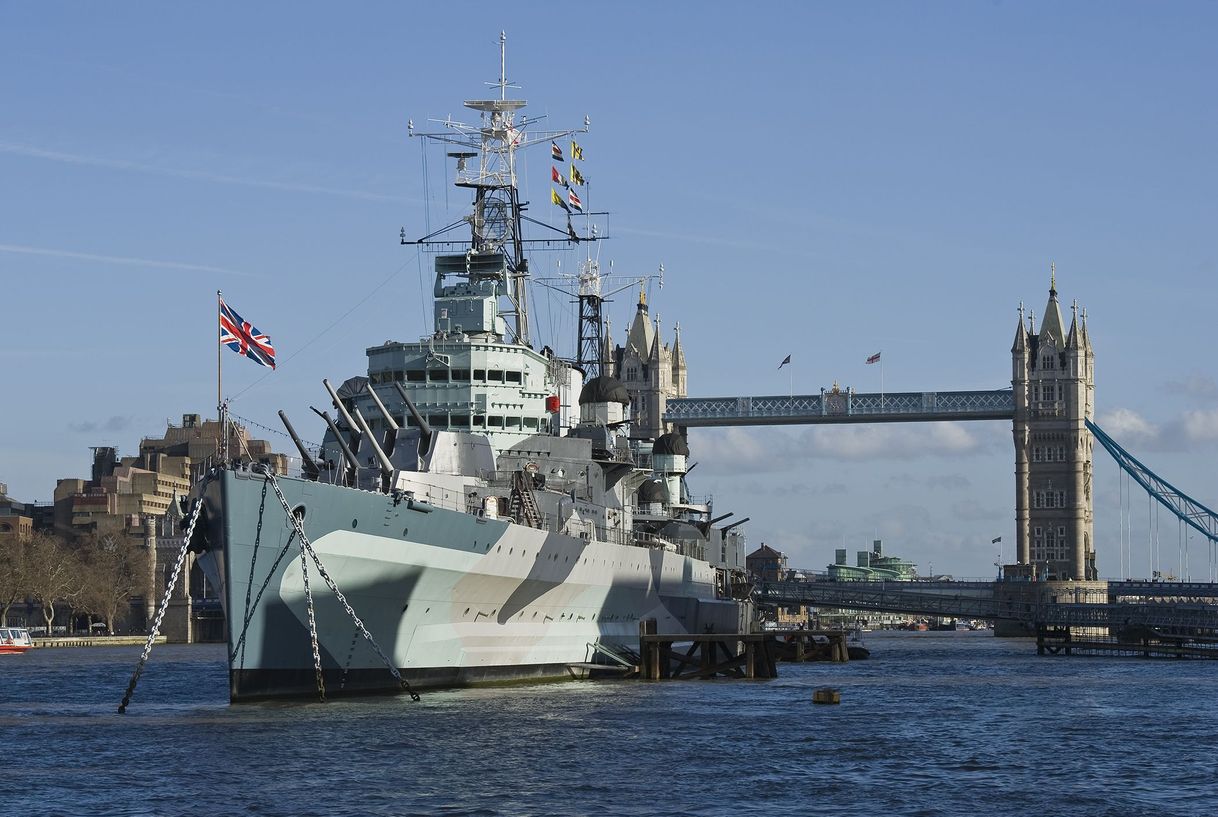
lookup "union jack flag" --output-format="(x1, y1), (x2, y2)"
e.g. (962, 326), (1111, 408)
(219, 298), (276, 369)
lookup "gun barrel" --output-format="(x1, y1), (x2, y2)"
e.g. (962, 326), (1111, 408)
(310, 406), (359, 482)
(392, 382), (432, 448)
(366, 383), (399, 430)
(720, 517), (750, 533)
(322, 378), (359, 435)
(277, 410), (320, 479)
(351, 406), (394, 481)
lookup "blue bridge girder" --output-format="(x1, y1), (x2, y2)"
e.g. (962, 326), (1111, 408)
(1087, 419), (1218, 544)
(664, 389), (1016, 427)
(757, 579), (1218, 631)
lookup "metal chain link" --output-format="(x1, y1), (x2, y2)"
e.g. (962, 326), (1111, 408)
(236, 478), (270, 668)
(119, 470), (216, 713)
(260, 466), (420, 701)
(298, 540), (327, 702)
(229, 528), (296, 665)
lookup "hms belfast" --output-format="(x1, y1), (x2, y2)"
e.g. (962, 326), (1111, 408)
(191, 39), (751, 701)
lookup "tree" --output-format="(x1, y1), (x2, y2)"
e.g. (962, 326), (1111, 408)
(0, 533), (30, 626)
(24, 533), (78, 634)
(78, 532), (147, 635)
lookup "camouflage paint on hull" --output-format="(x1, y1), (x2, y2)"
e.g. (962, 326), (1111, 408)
(199, 469), (733, 701)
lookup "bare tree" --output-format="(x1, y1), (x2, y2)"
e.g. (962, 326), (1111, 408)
(78, 532), (147, 635)
(24, 533), (78, 634)
(0, 533), (30, 625)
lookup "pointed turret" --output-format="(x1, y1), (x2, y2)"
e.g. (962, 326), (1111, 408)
(625, 282), (655, 357)
(1066, 300), (1080, 350)
(1011, 302), (1027, 353)
(1039, 264), (1066, 347)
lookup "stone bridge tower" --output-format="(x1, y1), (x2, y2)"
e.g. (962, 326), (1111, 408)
(1012, 269), (1096, 580)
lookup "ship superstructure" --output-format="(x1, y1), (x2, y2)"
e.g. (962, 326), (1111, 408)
(192, 37), (749, 701)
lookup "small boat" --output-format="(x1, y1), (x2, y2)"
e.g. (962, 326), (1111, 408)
(847, 624), (871, 660)
(0, 627), (33, 654)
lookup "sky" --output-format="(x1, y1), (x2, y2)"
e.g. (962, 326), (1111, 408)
(2, 2), (1216, 580)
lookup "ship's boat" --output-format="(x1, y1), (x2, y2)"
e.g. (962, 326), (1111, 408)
(190, 40), (749, 702)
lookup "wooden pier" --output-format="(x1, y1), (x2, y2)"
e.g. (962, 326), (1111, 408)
(637, 621), (849, 680)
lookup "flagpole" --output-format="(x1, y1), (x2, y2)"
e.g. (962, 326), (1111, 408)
(880, 351), (884, 411)
(217, 289), (226, 461)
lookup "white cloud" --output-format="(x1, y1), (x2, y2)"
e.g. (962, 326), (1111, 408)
(0, 141), (412, 203)
(0, 243), (252, 278)
(692, 422), (992, 475)
(1098, 408), (1158, 440)
(1096, 407), (1218, 451)
(1182, 409), (1218, 442)
(1165, 374), (1218, 401)
(803, 422), (985, 461)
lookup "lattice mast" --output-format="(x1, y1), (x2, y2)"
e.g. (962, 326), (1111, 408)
(405, 32), (588, 348)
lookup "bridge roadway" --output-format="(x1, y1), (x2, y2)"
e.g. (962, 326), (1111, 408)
(665, 389), (1015, 427)
(756, 579), (1218, 632)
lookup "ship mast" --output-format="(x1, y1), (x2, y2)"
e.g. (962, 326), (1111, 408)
(406, 32), (591, 349)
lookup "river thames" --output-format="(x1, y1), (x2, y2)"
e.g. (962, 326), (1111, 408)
(3, 631), (1214, 816)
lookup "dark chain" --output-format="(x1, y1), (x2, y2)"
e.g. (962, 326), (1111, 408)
(237, 478), (270, 668)
(259, 466), (420, 701)
(119, 471), (215, 713)
(229, 528), (296, 665)
(298, 544), (327, 702)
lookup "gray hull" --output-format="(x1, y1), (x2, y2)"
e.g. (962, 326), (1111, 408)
(199, 469), (738, 701)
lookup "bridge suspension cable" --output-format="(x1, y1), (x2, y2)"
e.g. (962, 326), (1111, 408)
(1087, 419), (1218, 549)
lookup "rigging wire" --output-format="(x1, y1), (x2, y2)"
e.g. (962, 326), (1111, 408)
(228, 248), (420, 404)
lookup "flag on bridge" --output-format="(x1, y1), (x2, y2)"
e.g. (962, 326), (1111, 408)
(778, 354), (791, 369)
(992, 536), (1002, 544)
(219, 297), (276, 369)
(866, 352), (881, 365)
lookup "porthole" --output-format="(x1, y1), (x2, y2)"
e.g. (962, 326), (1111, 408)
(352, 518), (358, 529)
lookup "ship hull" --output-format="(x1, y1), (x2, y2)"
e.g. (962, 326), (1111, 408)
(199, 469), (737, 701)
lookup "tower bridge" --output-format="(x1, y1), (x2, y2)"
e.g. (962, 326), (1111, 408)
(660, 274), (1218, 586)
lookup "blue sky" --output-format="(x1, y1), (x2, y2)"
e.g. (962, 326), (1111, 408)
(2, 2), (1216, 579)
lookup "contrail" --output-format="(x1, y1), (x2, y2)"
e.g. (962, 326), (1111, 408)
(0, 243), (255, 277)
(0, 141), (415, 203)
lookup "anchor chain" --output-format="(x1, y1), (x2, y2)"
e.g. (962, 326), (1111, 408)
(229, 528), (296, 666)
(299, 538), (327, 702)
(258, 466), (420, 701)
(118, 469), (216, 713)
(236, 477), (270, 668)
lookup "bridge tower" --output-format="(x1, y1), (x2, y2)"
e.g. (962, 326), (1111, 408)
(1012, 269), (1096, 580)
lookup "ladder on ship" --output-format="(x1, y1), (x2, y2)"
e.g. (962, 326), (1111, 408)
(510, 469), (543, 528)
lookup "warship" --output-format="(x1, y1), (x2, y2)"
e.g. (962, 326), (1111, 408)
(191, 38), (750, 701)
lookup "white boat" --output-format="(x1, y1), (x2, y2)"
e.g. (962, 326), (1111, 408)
(0, 627), (33, 654)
